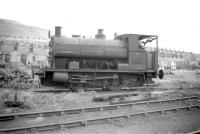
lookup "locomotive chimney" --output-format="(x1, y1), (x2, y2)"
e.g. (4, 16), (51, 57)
(95, 29), (106, 39)
(55, 26), (62, 37)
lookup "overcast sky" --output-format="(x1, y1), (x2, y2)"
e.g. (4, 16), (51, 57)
(0, 0), (200, 53)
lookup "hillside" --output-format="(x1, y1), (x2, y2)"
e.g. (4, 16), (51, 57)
(0, 19), (48, 40)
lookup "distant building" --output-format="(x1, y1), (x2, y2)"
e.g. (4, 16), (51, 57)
(146, 46), (200, 70)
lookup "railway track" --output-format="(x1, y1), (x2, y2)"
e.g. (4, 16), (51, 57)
(0, 105), (199, 133)
(0, 96), (199, 121)
(187, 130), (200, 134)
(0, 96), (199, 133)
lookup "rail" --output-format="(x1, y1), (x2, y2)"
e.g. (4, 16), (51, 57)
(0, 105), (199, 133)
(0, 96), (199, 121)
(187, 130), (200, 134)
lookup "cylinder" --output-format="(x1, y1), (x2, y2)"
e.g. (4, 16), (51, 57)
(53, 72), (68, 82)
(55, 26), (62, 37)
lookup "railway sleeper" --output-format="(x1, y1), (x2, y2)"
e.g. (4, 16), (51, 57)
(0, 96), (199, 123)
(0, 105), (200, 133)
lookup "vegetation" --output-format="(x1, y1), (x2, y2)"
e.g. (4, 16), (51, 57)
(0, 69), (33, 90)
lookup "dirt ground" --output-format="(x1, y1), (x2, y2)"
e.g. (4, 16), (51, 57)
(0, 70), (200, 133)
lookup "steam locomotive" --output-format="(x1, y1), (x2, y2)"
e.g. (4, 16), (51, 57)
(37, 26), (163, 91)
